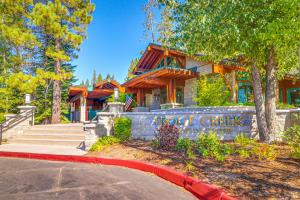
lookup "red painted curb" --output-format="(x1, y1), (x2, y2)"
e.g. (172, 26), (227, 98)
(0, 151), (237, 200)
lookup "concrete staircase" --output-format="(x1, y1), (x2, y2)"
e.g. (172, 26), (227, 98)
(8, 123), (85, 147)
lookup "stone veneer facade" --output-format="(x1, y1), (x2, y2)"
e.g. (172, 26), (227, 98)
(84, 107), (300, 150)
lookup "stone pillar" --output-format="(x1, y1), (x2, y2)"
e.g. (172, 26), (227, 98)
(2, 106), (36, 139)
(107, 102), (125, 113)
(80, 95), (86, 122)
(84, 123), (97, 151)
(17, 106), (36, 126)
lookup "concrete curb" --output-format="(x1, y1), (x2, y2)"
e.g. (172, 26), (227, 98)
(0, 151), (237, 200)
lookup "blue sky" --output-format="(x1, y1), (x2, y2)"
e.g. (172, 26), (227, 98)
(72, 1), (158, 85)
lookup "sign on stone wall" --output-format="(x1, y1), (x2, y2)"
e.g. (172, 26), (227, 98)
(150, 114), (254, 140)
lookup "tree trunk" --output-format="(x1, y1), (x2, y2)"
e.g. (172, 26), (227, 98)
(251, 64), (269, 142)
(51, 39), (61, 124)
(265, 48), (277, 139)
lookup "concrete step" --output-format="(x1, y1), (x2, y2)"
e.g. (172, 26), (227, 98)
(16, 134), (85, 140)
(28, 125), (83, 130)
(9, 138), (84, 147)
(23, 129), (85, 135)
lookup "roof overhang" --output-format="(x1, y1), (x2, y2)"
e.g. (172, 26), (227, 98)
(69, 86), (88, 98)
(123, 67), (198, 89)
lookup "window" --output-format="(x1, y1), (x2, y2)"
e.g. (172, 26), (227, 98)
(288, 88), (300, 107)
(238, 82), (253, 103)
(176, 87), (184, 104)
(160, 88), (167, 104)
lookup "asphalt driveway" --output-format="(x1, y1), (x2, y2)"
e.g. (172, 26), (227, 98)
(0, 157), (196, 200)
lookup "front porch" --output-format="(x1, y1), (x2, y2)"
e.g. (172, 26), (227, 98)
(123, 67), (198, 110)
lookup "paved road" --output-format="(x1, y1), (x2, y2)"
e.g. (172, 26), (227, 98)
(0, 157), (196, 200)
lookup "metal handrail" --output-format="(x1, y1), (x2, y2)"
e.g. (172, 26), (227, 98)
(0, 109), (34, 145)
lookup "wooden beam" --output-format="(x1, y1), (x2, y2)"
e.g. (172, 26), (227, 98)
(151, 53), (164, 69)
(147, 51), (160, 70)
(167, 79), (176, 103)
(137, 88), (141, 106)
(164, 56), (167, 66)
(143, 51), (154, 69)
(144, 78), (168, 86)
(164, 50), (169, 56)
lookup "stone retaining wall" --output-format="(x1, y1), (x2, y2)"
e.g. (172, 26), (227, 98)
(94, 107), (300, 141)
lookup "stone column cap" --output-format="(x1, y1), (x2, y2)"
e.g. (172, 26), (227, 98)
(84, 123), (97, 128)
(17, 105), (36, 110)
(107, 102), (125, 105)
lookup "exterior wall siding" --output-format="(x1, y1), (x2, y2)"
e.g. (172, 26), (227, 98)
(184, 78), (197, 106)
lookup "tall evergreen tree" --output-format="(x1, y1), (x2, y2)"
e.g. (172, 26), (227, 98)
(30, 0), (94, 123)
(92, 69), (97, 86)
(125, 58), (139, 81)
(97, 73), (102, 83)
(85, 79), (90, 87)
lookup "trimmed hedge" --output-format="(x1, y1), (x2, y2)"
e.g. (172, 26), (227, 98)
(114, 117), (132, 141)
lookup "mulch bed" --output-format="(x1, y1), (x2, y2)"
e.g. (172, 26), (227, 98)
(86, 140), (300, 200)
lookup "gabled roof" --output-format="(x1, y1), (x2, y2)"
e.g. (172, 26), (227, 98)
(69, 86), (88, 97)
(134, 43), (187, 74)
(69, 80), (125, 101)
(95, 79), (121, 89)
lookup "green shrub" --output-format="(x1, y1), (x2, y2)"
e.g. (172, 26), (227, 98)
(107, 93), (137, 107)
(156, 123), (180, 150)
(89, 136), (120, 151)
(237, 149), (251, 158)
(176, 138), (196, 159)
(276, 102), (296, 109)
(193, 75), (231, 106)
(150, 139), (160, 150)
(234, 133), (278, 160)
(234, 133), (255, 147)
(176, 138), (192, 153)
(252, 143), (279, 161)
(196, 131), (232, 162)
(284, 125), (300, 159)
(114, 117), (132, 141)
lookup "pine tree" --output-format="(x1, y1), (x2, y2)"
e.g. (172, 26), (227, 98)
(125, 58), (139, 81)
(30, 1), (94, 123)
(97, 73), (103, 83)
(85, 79), (90, 87)
(92, 69), (97, 86)
(111, 74), (115, 81)
(0, 0), (39, 121)
(105, 74), (111, 81)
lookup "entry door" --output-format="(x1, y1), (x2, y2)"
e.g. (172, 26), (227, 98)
(151, 89), (161, 110)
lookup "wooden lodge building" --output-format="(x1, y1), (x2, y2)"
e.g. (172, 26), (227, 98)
(122, 44), (300, 110)
(69, 80), (124, 122)
(69, 43), (300, 121)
